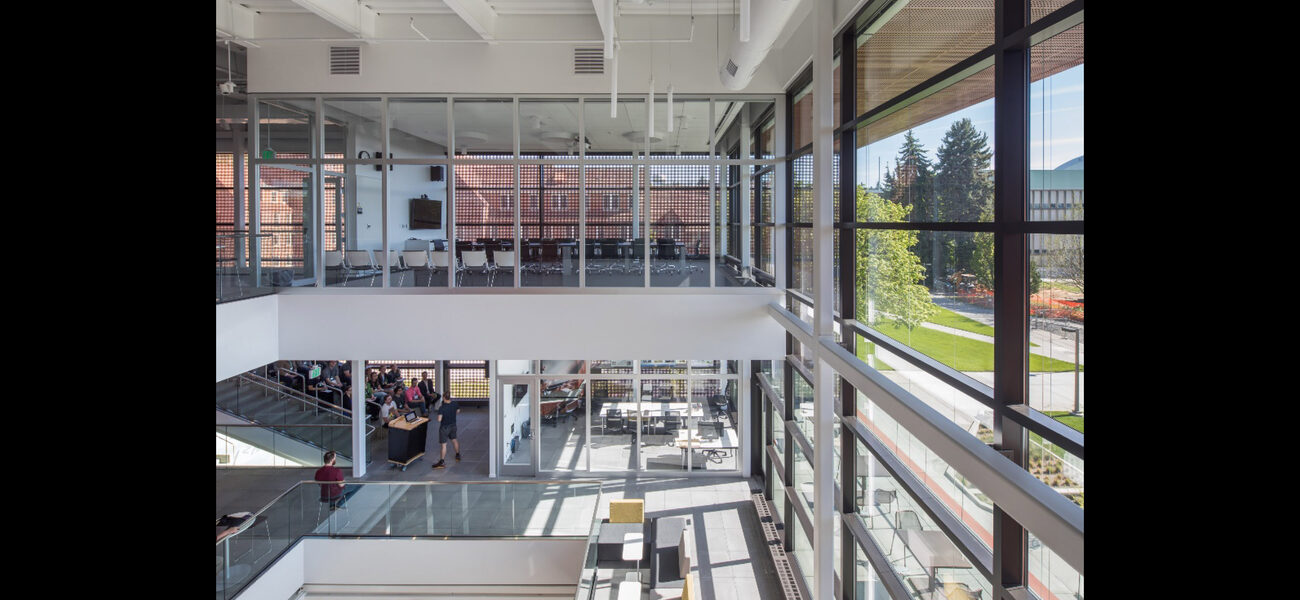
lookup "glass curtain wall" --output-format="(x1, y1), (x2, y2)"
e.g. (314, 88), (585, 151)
(768, 0), (1085, 598)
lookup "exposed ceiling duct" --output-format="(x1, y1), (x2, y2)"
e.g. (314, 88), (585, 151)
(718, 0), (805, 90)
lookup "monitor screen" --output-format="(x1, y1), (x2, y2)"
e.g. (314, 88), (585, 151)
(404, 411), (418, 423)
(410, 197), (443, 230)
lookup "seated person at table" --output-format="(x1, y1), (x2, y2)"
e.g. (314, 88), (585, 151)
(405, 378), (429, 417)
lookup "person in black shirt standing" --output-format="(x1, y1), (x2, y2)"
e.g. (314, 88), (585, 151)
(430, 399), (461, 469)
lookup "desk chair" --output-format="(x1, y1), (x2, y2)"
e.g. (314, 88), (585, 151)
(603, 408), (624, 434)
(316, 492), (351, 530)
(661, 410), (683, 433)
(386, 250), (404, 279)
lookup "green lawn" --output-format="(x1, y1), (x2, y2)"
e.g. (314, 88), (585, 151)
(927, 305), (996, 337)
(924, 305), (1038, 347)
(868, 318), (1081, 372)
(1043, 411), (1084, 434)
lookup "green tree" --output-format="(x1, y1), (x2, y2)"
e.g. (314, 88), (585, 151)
(880, 130), (937, 286)
(856, 187), (937, 331)
(934, 118), (994, 282)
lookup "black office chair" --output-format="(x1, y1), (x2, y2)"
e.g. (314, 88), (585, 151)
(603, 408), (624, 434)
(661, 410), (682, 433)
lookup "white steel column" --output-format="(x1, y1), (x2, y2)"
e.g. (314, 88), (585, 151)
(250, 101), (262, 286)
(381, 97), (391, 287)
(513, 98), (521, 288)
(314, 97), (327, 287)
(488, 360), (499, 478)
(708, 98), (717, 287)
(811, 0), (836, 598)
(447, 99), (457, 288)
(351, 359), (367, 477)
(233, 125), (247, 267)
(579, 98), (587, 288)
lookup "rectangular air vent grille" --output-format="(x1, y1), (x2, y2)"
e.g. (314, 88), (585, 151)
(574, 47), (604, 74)
(330, 46), (361, 75)
(725, 59), (739, 77)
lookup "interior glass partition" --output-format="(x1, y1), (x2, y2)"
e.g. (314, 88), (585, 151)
(648, 160), (711, 286)
(539, 372), (587, 471)
(591, 378), (636, 470)
(452, 99), (515, 287)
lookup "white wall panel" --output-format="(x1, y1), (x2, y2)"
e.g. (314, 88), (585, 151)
(275, 290), (784, 359)
(230, 538), (305, 600)
(301, 538), (585, 585)
(216, 294), (280, 382)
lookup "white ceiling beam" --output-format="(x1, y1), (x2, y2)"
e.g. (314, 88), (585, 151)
(592, 0), (617, 58)
(290, 0), (377, 39)
(215, 0), (258, 48)
(441, 0), (501, 41)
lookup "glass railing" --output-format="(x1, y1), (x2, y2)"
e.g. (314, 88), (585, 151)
(216, 231), (277, 304)
(216, 480), (602, 600)
(215, 424), (356, 467)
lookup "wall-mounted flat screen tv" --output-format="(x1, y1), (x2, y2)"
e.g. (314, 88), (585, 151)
(410, 198), (443, 230)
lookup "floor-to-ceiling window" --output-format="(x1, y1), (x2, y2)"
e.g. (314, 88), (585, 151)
(766, 1), (1085, 598)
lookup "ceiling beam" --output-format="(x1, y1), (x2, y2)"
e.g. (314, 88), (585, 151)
(290, 0), (377, 40)
(215, 0), (258, 48)
(441, 0), (500, 41)
(592, 0), (617, 58)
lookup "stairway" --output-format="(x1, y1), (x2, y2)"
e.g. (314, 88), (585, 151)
(216, 374), (361, 463)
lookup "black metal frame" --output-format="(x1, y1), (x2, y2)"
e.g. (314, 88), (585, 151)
(761, 0), (1086, 599)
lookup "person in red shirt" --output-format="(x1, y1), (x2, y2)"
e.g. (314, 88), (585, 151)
(315, 451), (346, 510)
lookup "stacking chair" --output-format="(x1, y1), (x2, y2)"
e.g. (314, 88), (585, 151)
(400, 250), (431, 286)
(431, 249), (452, 284)
(324, 250), (346, 284)
(344, 250), (377, 286)
(490, 250), (515, 286)
(458, 250), (490, 285)
(868, 489), (897, 528)
(887, 510), (925, 570)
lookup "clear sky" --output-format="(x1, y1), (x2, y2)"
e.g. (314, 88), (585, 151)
(856, 64), (1083, 188)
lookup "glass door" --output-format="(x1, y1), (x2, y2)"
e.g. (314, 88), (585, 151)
(500, 380), (536, 476)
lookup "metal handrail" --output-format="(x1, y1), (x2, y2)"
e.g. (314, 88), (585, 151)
(239, 371), (354, 421)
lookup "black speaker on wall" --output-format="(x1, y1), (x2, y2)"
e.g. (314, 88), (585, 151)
(430, 166), (444, 181)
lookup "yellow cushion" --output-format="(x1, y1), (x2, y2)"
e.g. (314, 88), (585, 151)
(609, 499), (644, 524)
(681, 573), (694, 600)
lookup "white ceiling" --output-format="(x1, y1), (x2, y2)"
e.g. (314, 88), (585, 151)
(276, 96), (769, 153)
(240, 0), (738, 16)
